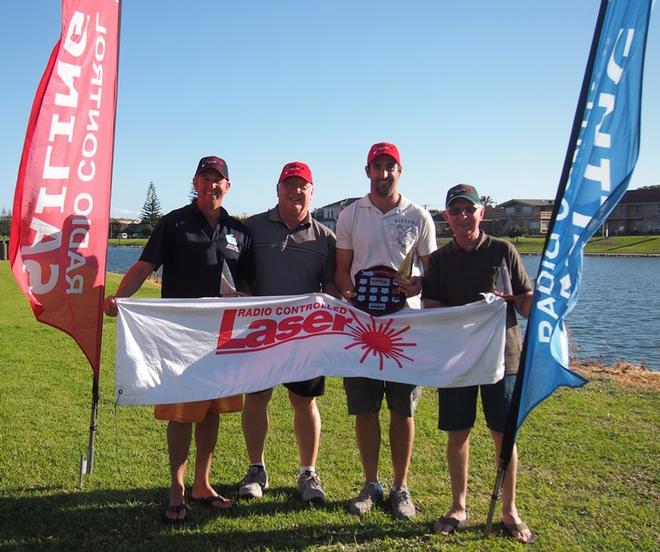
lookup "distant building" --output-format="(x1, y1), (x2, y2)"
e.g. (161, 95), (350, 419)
(482, 206), (507, 236)
(314, 199), (507, 238)
(108, 217), (148, 238)
(311, 188), (660, 240)
(430, 210), (447, 236)
(114, 218), (139, 226)
(433, 206), (506, 237)
(496, 199), (554, 236)
(311, 198), (360, 231)
(109, 217), (141, 238)
(605, 187), (660, 234)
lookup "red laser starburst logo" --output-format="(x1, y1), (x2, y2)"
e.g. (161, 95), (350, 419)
(344, 310), (416, 371)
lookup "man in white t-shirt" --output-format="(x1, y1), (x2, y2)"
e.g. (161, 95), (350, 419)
(334, 142), (436, 520)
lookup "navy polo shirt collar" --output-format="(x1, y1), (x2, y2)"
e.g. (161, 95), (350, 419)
(191, 199), (230, 235)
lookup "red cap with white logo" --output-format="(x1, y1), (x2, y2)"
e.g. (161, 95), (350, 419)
(367, 142), (401, 166)
(278, 161), (313, 184)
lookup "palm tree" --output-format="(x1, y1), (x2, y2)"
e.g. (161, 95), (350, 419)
(480, 195), (495, 207)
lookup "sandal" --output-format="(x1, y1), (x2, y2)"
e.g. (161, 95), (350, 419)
(433, 514), (468, 535)
(162, 502), (189, 524)
(502, 521), (537, 544)
(190, 494), (233, 511)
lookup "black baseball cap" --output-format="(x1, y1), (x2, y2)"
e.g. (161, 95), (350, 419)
(195, 156), (229, 180)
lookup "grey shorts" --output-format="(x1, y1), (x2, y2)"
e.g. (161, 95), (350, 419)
(343, 377), (421, 417)
(438, 374), (516, 432)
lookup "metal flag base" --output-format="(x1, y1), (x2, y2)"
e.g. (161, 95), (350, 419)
(484, 465), (506, 537)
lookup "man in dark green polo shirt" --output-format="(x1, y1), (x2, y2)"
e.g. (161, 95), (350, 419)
(238, 161), (338, 505)
(422, 183), (536, 544)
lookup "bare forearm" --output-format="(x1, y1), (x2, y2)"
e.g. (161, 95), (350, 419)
(335, 248), (355, 300)
(115, 261), (155, 297)
(514, 291), (534, 318)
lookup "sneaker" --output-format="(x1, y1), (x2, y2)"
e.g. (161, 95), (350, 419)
(390, 486), (416, 520)
(238, 465), (268, 499)
(297, 470), (326, 505)
(348, 482), (384, 516)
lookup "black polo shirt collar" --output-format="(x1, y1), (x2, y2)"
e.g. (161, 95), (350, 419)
(191, 199), (231, 237)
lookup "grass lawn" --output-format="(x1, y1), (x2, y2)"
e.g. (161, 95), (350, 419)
(0, 263), (658, 551)
(583, 235), (660, 255)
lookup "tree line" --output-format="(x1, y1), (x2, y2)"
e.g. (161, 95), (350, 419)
(0, 181), (165, 240)
(3, 185), (659, 240)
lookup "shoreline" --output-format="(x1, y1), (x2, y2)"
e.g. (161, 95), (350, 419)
(107, 243), (660, 257)
(572, 361), (659, 391)
(520, 252), (660, 257)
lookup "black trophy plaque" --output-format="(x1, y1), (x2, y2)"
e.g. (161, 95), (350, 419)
(351, 265), (406, 315)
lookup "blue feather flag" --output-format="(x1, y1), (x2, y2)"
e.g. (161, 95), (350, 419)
(513, 0), (653, 433)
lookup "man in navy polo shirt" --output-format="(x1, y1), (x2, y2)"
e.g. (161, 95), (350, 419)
(104, 156), (254, 523)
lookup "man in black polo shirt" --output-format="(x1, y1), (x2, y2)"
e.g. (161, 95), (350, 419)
(422, 184), (536, 544)
(238, 161), (338, 505)
(104, 156), (254, 523)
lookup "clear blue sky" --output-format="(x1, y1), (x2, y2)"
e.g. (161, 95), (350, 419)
(1, 1), (658, 219)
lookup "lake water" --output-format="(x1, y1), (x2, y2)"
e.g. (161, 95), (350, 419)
(520, 255), (659, 370)
(107, 247), (660, 370)
(107, 246), (145, 275)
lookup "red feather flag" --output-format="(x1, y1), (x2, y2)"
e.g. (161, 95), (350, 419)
(10, 0), (120, 376)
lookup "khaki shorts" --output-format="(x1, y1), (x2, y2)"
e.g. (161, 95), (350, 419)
(154, 395), (243, 423)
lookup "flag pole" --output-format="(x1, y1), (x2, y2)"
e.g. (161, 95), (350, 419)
(483, 0), (610, 536)
(78, 0), (123, 489)
(78, 375), (99, 488)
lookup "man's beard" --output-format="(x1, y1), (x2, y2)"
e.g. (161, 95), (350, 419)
(374, 179), (394, 196)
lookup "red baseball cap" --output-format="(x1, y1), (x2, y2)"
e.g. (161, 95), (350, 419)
(367, 142), (401, 166)
(278, 161), (313, 184)
(195, 156), (229, 180)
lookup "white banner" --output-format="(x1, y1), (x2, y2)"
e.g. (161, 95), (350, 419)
(115, 293), (507, 405)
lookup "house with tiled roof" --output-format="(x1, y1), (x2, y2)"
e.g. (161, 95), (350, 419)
(605, 187), (660, 234)
(311, 198), (360, 231)
(496, 199), (554, 236)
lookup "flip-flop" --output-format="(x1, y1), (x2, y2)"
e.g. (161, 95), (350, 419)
(190, 494), (234, 511)
(433, 514), (468, 535)
(502, 521), (537, 544)
(162, 502), (189, 524)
